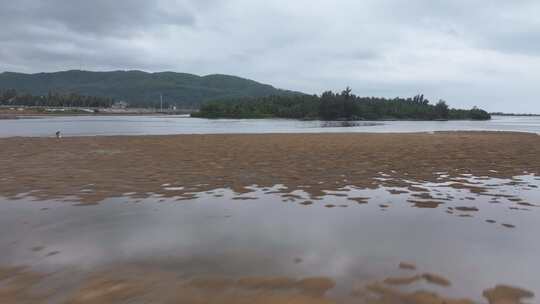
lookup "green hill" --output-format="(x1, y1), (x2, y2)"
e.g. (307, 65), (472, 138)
(0, 70), (301, 108)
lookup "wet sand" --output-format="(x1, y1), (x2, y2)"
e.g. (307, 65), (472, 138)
(1, 132), (539, 203)
(0, 263), (534, 304)
(1, 132), (539, 303)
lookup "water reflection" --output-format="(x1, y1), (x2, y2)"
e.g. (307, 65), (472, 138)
(0, 174), (538, 303)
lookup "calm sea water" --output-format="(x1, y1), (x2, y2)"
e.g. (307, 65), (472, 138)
(1, 115), (540, 137)
(1, 174), (538, 302)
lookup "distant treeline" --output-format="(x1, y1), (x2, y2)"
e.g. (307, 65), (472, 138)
(192, 88), (491, 120)
(491, 112), (540, 117)
(0, 89), (114, 108)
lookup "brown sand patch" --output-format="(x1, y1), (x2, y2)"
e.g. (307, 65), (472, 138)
(448, 183), (487, 194)
(66, 272), (336, 304)
(412, 192), (436, 200)
(517, 202), (537, 207)
(363, 282), (475, 304)
(188, 277), (237, 291)
(232, 196), (258, 201)
(0, 266), (48, 304)
(66, 278), (146, 304)
(296, 277), (336, 296)
(1, 132), (540, 204)
(349, 197), (369, 204)
(455, 206), (480, 212)
(382, 272), (452, 287)
(408, 185), (430, 192)
(236, 276), (298, 289)
(421, 273), (452, 287)
(388, 189), (408, 195)
(409, 200), (445, 208)
(483, 285), (534, 304)
(398, 262), (417, 270)
(282, 193), (304, 200)
(490, 194), (517, 199)
(0, 264), (535, 304)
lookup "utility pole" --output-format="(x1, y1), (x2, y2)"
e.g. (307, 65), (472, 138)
(160, 94), (163, 113)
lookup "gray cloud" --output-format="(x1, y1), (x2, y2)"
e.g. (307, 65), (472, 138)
(1, 0), (539, 112)
(1, 0), (196, 37)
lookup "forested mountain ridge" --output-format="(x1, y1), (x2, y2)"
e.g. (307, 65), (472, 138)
(0, 70), (301, 108)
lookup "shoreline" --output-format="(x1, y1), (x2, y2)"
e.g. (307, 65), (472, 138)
(1, 112), (498, 119)
(192, 114), (492, 122)
(0, 112), (191, 119)
(0, 130), (538, 139)
(1, 131), (539, 204)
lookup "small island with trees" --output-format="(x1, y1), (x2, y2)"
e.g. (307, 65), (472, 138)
(192, 88), (491, 121)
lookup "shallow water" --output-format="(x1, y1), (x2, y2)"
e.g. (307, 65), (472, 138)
(1, 115), (540, 137)
(1, 174), (538, 303)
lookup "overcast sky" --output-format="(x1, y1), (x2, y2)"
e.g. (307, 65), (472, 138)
(1, 0), (539, 112)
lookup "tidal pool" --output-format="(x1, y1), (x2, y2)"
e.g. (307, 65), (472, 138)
(0, 174), (538, 303)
